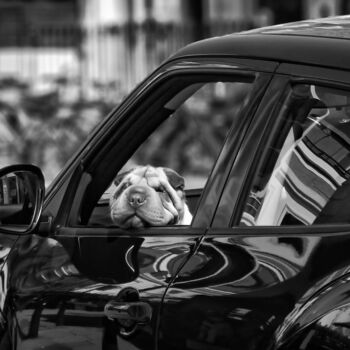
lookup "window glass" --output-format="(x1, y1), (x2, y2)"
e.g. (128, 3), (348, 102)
(240, 84), (350, 226)
(90, 76), (255, 227)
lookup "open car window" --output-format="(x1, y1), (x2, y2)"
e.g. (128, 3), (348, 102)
(78, 72), (259, 228)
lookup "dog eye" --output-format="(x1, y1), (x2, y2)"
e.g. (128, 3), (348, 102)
(119, 182), (131, 192)
(113, 182), (130, 199)
(156, 186), (166, 193)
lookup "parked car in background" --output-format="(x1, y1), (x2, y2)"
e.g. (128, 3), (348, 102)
(2, 15), (350, 350)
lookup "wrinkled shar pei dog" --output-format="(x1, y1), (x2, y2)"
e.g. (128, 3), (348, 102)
(110, 166), (193, 228)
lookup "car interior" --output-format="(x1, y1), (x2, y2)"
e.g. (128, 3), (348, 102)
(240, 84), (350, 226)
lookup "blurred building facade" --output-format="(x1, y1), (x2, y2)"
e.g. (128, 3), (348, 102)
(0, 0), (267, 98)
(0, 0), (348, 97)
(0, 0), (347, 97)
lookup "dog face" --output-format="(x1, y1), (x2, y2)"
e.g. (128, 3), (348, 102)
(110, 166), (192, 228)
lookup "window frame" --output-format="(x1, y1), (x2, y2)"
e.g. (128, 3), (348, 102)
(78, 71), (257, 228)
(225, 64), (350, 230)
(52, 63), (275, 231)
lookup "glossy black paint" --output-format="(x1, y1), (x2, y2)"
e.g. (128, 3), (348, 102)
(171, 17), (350, 71)
(1, 14), (350, 350)
(7, 231), (202, 349)
(161, 230), (350, 350)
(272, 265), (350, 349)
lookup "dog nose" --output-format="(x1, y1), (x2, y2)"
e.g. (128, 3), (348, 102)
(128, 186), (147, 208)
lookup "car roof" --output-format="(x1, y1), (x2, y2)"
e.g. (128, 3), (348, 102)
(170, 15), (350, 71)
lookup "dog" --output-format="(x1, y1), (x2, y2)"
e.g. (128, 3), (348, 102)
(110, 166), (193, 228)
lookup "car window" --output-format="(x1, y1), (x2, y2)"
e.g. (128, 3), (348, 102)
(108, 81), (251, 190)
(88, 75), (256, 227)
(240, 83), (350, 226)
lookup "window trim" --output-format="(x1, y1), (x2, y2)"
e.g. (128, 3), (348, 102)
(63, 68), (263, 229)
(212, 74), (291, 228)
(207, 224), (350, 237)
(228, 73), (350, 228)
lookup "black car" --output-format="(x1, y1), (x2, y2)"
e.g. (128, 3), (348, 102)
(2, 15), (350, 350)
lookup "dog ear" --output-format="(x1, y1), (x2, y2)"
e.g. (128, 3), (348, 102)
(163, 168), (185, 191)
(114, 169), (132, 186)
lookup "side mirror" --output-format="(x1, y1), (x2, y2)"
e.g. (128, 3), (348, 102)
(0, 164), (45, 234)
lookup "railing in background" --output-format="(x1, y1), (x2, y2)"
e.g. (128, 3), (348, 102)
(0, 20), (256, 98)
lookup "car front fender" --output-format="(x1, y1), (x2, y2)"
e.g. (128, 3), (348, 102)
(271, 269), (350, 349)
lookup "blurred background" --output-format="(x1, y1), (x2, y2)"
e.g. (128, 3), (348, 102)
(0, 0), (348, 184)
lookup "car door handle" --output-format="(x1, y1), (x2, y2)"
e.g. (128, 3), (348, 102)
(104, 301), (152, 323)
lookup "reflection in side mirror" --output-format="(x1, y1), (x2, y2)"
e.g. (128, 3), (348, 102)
(0, 165), (45, 234)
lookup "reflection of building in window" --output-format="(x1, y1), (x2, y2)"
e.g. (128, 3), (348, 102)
(0, 174), (21, 205)
(242, 96), (350, 226)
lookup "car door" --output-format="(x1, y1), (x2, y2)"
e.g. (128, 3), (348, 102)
(159, 65), (350, 350)
(2, 58), (276, 350)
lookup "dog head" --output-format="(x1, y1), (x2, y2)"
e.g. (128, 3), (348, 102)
(110, 166), (192, 228)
